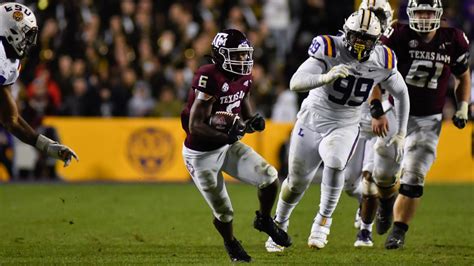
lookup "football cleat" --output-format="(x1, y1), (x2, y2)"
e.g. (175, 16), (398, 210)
(354, 207), (362, 229)
(265, 237), (285, 253)
(224, 238), (252, 262)
(254, 211), (292, 247)
(385, 227), (406, 249)
(354, 229), (374, 247)
(375, 196), (396, 235)
(308, 222), (330, 249)
(264, 219), (289, 253)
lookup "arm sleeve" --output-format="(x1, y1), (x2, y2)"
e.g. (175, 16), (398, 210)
(381, 70), (410, 136)
(451, 29), (470, 76)
(289, 57), (327, 92)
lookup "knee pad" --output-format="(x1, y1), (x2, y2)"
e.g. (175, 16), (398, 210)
(214, 209), (234, 223)
(256, 162), (278, 189)
(375, 176), (399, 199)
(401, 170), (425, 187)
(287, 159), (312, 194)
(213, 197), (234, 223)
(322, 155), (345, 170)
(399, 184), (423, 198)
(361, 171), (378, 196)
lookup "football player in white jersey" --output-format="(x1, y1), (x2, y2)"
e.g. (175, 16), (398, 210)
(0, 3), (77, 167)
(349, 0), (404, 248)
(264, 9), (409, 251)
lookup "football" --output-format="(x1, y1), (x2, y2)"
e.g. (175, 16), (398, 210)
(209, 111), (243, 134)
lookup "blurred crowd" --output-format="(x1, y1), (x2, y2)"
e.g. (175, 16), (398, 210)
(5, 0), (474, 126)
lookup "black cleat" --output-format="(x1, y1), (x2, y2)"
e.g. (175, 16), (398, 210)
(224, 238), (252, 262)
(385, 226), (406, 249)
(253, 211), (292, 247)
(376, 196), (396, 235)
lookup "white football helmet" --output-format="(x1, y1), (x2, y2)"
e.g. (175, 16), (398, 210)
(359, 0), (394, 36)
(0, 2), (38, 57)
(407, 0), (443, 33)
(343, 9), (382, 61)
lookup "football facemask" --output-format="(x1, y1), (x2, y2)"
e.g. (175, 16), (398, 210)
(407, 0), (443, 33)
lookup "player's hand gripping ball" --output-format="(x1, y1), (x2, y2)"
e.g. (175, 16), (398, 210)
(209, 111), (246, 143)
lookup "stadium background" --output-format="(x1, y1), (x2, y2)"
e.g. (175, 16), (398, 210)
(0, 0), (470, 183)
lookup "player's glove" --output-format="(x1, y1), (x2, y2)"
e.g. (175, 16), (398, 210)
(227, 119), (246, 144)
(36, 135), (79, 167)
(452, 101), (468, 129)
(320, 65), (350, 84)
(245, 113), (265, 133)
(386, 133), (405, 163)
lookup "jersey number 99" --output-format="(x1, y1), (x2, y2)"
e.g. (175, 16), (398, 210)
(328, 76), (374, 106)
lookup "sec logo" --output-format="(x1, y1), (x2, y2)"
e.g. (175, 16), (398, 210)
(127, 127), (174, 176)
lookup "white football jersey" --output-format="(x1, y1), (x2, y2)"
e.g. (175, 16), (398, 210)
(0, 40), (21, 86)
(299, 35), (398, 129)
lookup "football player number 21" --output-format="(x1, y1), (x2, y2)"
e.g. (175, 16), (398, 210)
(329, 76), (374, 106)
(405, 60), (443, 89)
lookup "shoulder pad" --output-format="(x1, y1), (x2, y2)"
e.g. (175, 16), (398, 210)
(378, 45), (397, 70)
(308, 35), (337, 59)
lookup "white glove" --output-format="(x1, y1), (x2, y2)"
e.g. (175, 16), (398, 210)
(386, 133), (405, 163)
(452, 101), (468, 129)
(320, 65), (350, 84)
(36, 135), (79, 167)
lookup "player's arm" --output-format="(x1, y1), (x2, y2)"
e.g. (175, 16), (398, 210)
(381, 71), (410, 162)
(188, 91), (230, 143)
(240, 93), (265, 133)
(290, 36), (350, 92)
(0, 84), (78, 166)
(289, 57), (350, 92)
(452, 68), (471, 129)
(451, 29), (471, 129)
(369, 85), (389, 137)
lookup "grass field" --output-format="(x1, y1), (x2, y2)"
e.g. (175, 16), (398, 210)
(0, 183), (473, 264)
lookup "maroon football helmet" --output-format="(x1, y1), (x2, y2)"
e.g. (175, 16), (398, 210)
(211, 29), (254, 75)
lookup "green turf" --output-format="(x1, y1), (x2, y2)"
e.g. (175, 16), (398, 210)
(0, 183), (473, 264)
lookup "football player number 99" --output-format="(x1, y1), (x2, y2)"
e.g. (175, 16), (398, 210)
(329, 76), (374, 106)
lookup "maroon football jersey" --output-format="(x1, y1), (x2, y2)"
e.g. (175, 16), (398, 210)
(382, 23), (470, 116)
(181, 64), (252, 151)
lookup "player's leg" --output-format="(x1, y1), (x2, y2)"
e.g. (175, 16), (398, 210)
(277, 121), (322, 224)
(260, 121), (322, 252)
(386, 115), (441, 249)
(372, 110), (401, 235)
(308, 124), (360, 249)
(223, 141), (292, 248)
(182, 145), (250, 262)
(355, 136), (378, 247)
(342, 137), (366, 230)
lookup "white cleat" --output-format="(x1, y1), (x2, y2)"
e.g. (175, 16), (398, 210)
(354, 207), (362, 229)
(264, 219), (289, 253)
(354, 229), (374, 247)
(308, 224), (330, 249)
(265, 237), (285, 252)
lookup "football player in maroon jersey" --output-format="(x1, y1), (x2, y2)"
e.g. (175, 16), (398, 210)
(379, 0), (471, 249)
(181, 29), (291, 262)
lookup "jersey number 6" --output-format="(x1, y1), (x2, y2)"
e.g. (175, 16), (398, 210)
(328, 76), (374, 106)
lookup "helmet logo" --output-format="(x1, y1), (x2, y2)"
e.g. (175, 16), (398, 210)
(212, 33), (228, 47)
(12, 11), (23, 21)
